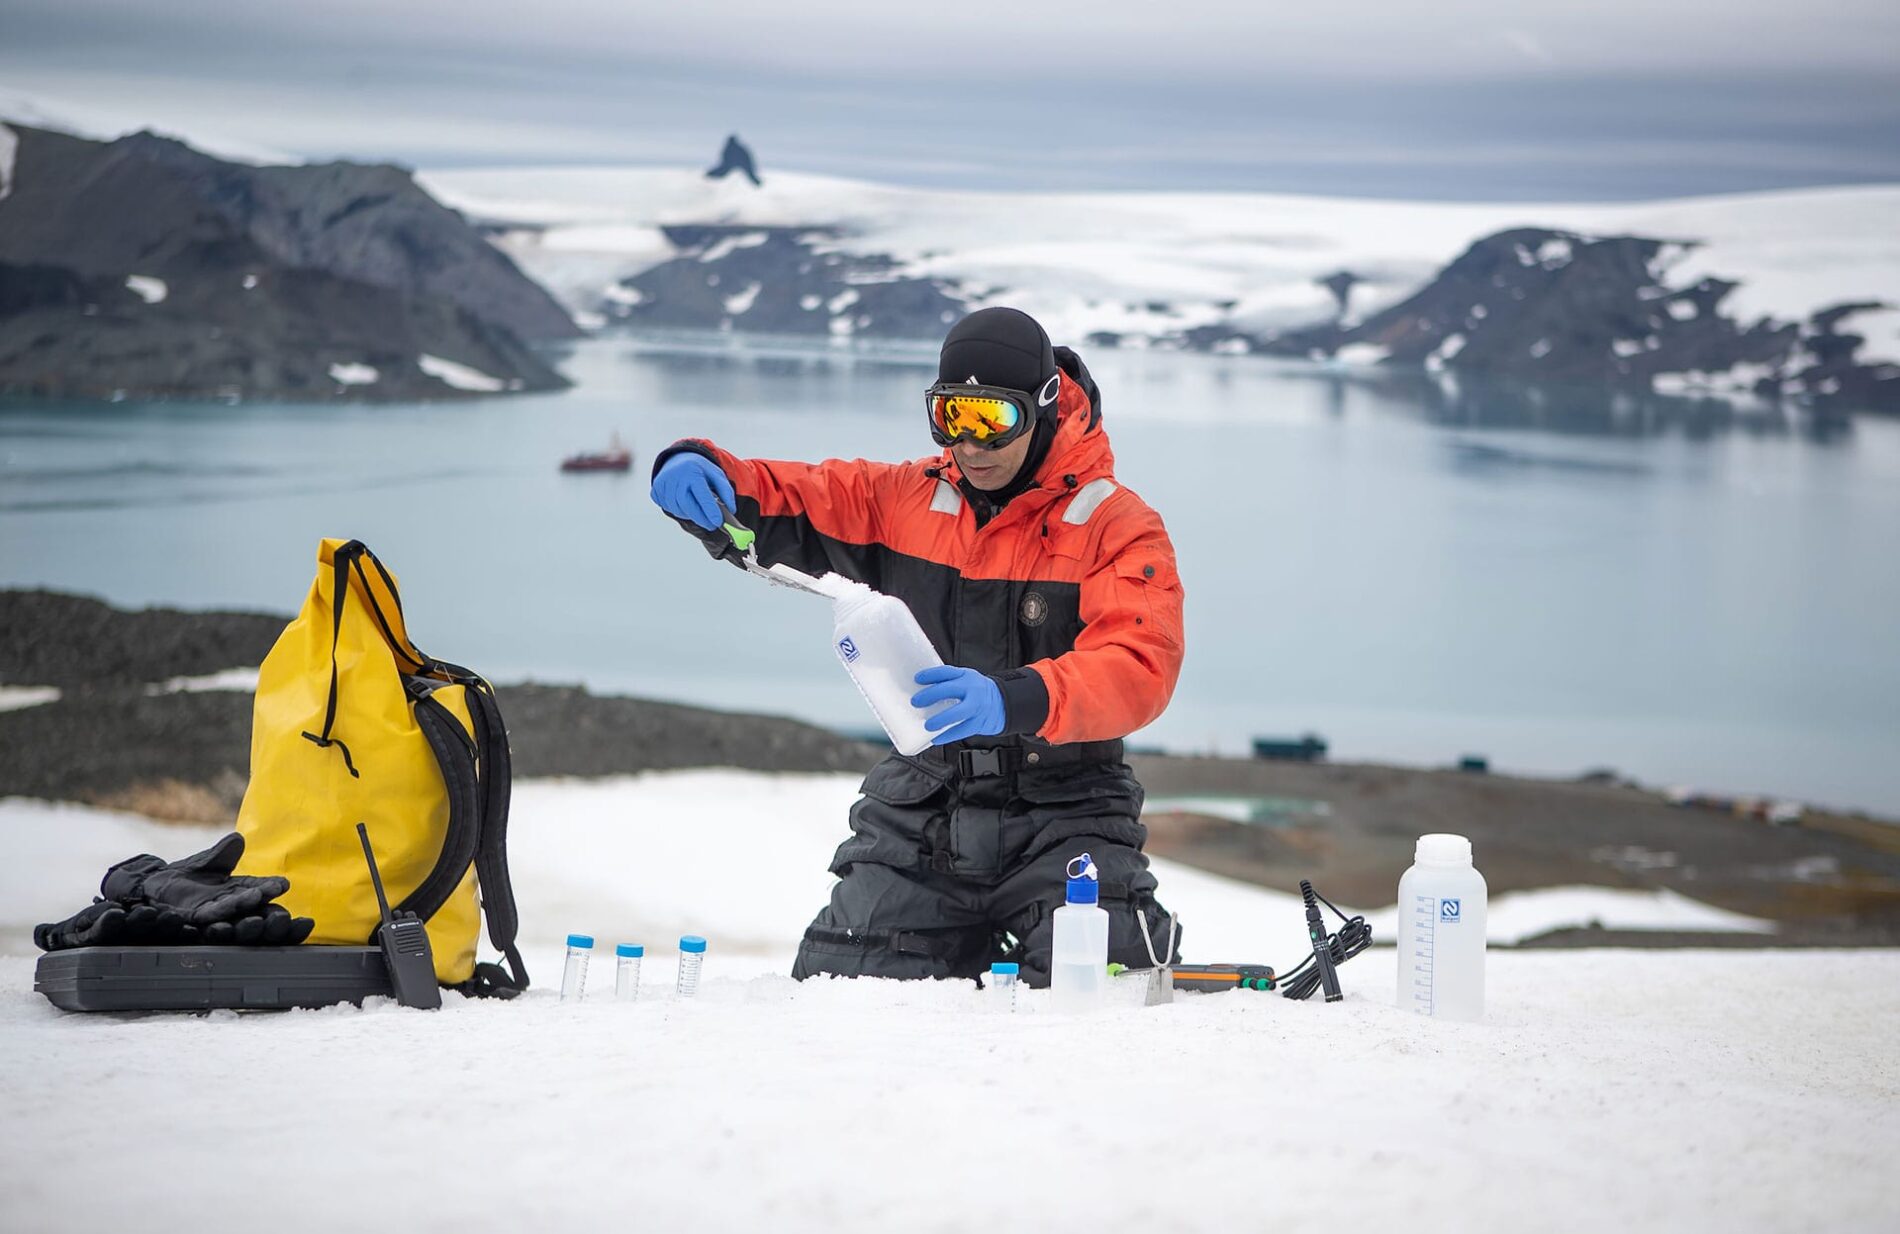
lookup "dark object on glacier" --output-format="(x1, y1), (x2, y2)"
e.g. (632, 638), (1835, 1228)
(1317, 270), (1361, 319)
(706, 134), (762, 187)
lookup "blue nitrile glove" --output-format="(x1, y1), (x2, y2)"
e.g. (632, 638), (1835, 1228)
(651, 453), (737, 531)
(911, 665), (1006, 746)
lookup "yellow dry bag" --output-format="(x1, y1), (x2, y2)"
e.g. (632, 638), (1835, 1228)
(235, 538), (527, 994)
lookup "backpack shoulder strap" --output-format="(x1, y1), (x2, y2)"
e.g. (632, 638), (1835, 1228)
(394, 680), (483, 928)
(438, 667), (528, 996)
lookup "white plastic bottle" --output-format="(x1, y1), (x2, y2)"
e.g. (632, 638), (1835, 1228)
(1396, 834), (1488, 1021)
(830, 585), (948, 755)
(560, 933), (593, 1003)
(1049, 853), (1109, 1013)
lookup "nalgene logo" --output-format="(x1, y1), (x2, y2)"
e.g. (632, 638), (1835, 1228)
(1440, 898), (1461, 921)
(837, 636), (860, 663)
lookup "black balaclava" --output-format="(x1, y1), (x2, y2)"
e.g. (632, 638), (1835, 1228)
(936, 308), (1061, 515)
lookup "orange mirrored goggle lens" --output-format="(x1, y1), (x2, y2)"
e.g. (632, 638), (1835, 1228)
(930, 393), (1023, 442)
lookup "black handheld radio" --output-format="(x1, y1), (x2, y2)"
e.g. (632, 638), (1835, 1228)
(356, 822), (442, 1010)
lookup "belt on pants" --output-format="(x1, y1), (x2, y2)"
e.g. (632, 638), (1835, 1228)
(917, 739), (1125, 779)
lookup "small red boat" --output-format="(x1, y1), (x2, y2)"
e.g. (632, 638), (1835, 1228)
(561, 434), (634, 473)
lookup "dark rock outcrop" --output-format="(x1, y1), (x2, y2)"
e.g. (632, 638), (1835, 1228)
(601, 225), (966, 339)
(0, 590), (286, 689)
(1234, 229), (1899, 412)
(704, 134), (762, 187)
(1316, 270), (1361, 319)
(0, 123), (575, 402)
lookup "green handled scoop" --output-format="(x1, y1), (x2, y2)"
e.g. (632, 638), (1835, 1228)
(715, 496), (832, 598)
(716, 496), (756, 553)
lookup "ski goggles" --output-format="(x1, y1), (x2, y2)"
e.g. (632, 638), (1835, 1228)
(925, 382), (1036, 450)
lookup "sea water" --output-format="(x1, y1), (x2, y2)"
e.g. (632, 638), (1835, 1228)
(4, 335), (1896, 812)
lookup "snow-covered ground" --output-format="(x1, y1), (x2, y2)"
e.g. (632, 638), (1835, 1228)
(5, 946), (1895, 1234)
(0, 686), (60, 712)
(418, 352), (512, 394)
(6, 774), (1890, 1232)
(0, 120), (16, 202)
(145, 667), (262, 695)
(0, 775), (1776, 959)
(422, 166), (1900, 364)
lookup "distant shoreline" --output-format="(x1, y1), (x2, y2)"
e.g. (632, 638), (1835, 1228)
(3, 587), (1896, 948)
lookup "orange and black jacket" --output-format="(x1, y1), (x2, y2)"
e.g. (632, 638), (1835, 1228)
(653, 357), (1184, 750)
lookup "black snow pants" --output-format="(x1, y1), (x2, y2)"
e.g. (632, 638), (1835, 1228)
(791, 743), (1181, 987)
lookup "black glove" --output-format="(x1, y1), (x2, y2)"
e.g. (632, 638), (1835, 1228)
(34, 900), (130, 951)
(100, 832), (290, 926)
(199, 903), (314, 946)
(34, 900), (201, 949)
(35, 833), (316, 952)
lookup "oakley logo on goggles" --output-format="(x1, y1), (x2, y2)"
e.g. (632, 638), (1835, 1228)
(926, 381), (1040, 450)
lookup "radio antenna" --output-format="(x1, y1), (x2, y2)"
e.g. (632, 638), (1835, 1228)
(357, 822), (394, 926)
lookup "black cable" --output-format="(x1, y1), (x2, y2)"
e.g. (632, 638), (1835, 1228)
(1277, 881), (1373, 1001)
(1300, 880), (1342, 1001)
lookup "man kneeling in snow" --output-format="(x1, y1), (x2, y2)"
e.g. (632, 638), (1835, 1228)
(649, 308), (1185, 984)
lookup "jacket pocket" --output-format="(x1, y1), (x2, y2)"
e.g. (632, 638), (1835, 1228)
(1113, 548), (1182, 648)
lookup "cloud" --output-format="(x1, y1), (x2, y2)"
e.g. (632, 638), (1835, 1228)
(2, 1), (1896, 199)
(1497, 29), (1557, 66)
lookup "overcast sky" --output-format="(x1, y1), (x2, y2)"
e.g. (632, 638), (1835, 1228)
(4, 0), (1897, 199)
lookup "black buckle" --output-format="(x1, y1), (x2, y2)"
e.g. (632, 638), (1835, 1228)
(958, 748), (1008, 777)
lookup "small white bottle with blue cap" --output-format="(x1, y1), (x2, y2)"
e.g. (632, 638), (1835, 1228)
(989, 961), (1020, 1012)
(1049, 853), (1109, 1013)
(677, 934), (707, 998)
(615, 943), (644, 1001)
(561, 933), (593, 1003)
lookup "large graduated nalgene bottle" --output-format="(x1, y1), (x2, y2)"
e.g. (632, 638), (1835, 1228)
(830, 584), (947, 756)
(1396, 833), (1488, 1021)
(1049, 853), (1110, 1014)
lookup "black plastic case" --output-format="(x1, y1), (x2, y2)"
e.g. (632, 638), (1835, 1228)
(35, 946), (393, 1012)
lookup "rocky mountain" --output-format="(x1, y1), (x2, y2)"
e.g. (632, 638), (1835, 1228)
(0, 123), (576, 402)
(448, 164), (1896, 416)
(602, 225), (966, 339)
(589, 217), (1896, 411)
(1195, 229), (1899, 411)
